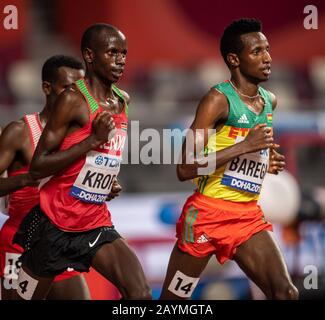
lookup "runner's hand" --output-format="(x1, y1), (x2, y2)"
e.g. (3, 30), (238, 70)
(268, 144), (285, 174)
(106, 180), (122, 201)
(243, 124), (274, 153)
(92, 111), (116, 144)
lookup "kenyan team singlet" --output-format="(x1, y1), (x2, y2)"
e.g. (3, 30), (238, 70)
(7, 114), (42, 227)
(194, 81), (273, 202)
(39, 79), (128, 232)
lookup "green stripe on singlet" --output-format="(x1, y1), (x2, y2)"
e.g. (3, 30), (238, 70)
(76, 79), (99, 114)
(112, 84), (129, 117)
(199, 147), (210, 193)
(200, 176), (209, 194)
(197, 176), (203, 191)
(198, 176), (204, 193)
(198, 175), (208, 193)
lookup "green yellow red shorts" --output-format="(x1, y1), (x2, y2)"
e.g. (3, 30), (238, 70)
(176, 192), (273, 264)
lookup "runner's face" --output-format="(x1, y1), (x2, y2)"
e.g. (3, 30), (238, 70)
(238, 32), (272, 82)
(92, 30), (127, 83)
(51, 67), (85, 96)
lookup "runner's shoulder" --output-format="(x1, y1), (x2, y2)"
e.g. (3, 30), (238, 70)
(1, 118), (28, 141)
(196, 88), (229, 123)
(54, 84), (88, 113)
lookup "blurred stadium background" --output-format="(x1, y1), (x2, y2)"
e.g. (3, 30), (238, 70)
(0, 0), (325, 299)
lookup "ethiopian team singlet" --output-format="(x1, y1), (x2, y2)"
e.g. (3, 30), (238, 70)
(194, 81), (273, 202)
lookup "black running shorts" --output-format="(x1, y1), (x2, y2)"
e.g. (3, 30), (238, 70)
(13, 205), (121, 277)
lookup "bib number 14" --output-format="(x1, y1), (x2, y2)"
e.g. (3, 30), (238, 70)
(167, 271), (199, 298)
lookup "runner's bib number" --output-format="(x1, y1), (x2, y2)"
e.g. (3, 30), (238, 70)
(70, 151), (121, 204)
(221, 136), (269, 194)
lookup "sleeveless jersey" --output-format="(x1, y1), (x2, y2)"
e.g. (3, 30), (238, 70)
(40, 79), (128, 232)
(194, 81), (273, 202)
(7, 114), (42, 227)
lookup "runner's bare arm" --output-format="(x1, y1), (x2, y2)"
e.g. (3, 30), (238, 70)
(30, 90), (115, 180)
(0, 122), (35, 196)
(268, 91), (285, 174)
(177, 88), (274, 181)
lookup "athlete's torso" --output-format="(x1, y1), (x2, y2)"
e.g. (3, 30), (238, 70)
(194, 81), (273, 202)
(40, 79), (129, 232)
(7, 114), (43, 227)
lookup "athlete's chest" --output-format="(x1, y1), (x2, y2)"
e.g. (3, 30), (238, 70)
(99, 99), (124, 115)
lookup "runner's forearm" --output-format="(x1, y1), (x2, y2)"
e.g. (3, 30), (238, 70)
(0, 174), (32, 196)
(177, 141), (248, 181)
(30, 134), (102, 180)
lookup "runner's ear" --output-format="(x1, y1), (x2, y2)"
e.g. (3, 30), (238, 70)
(42, 81), (51, 96)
